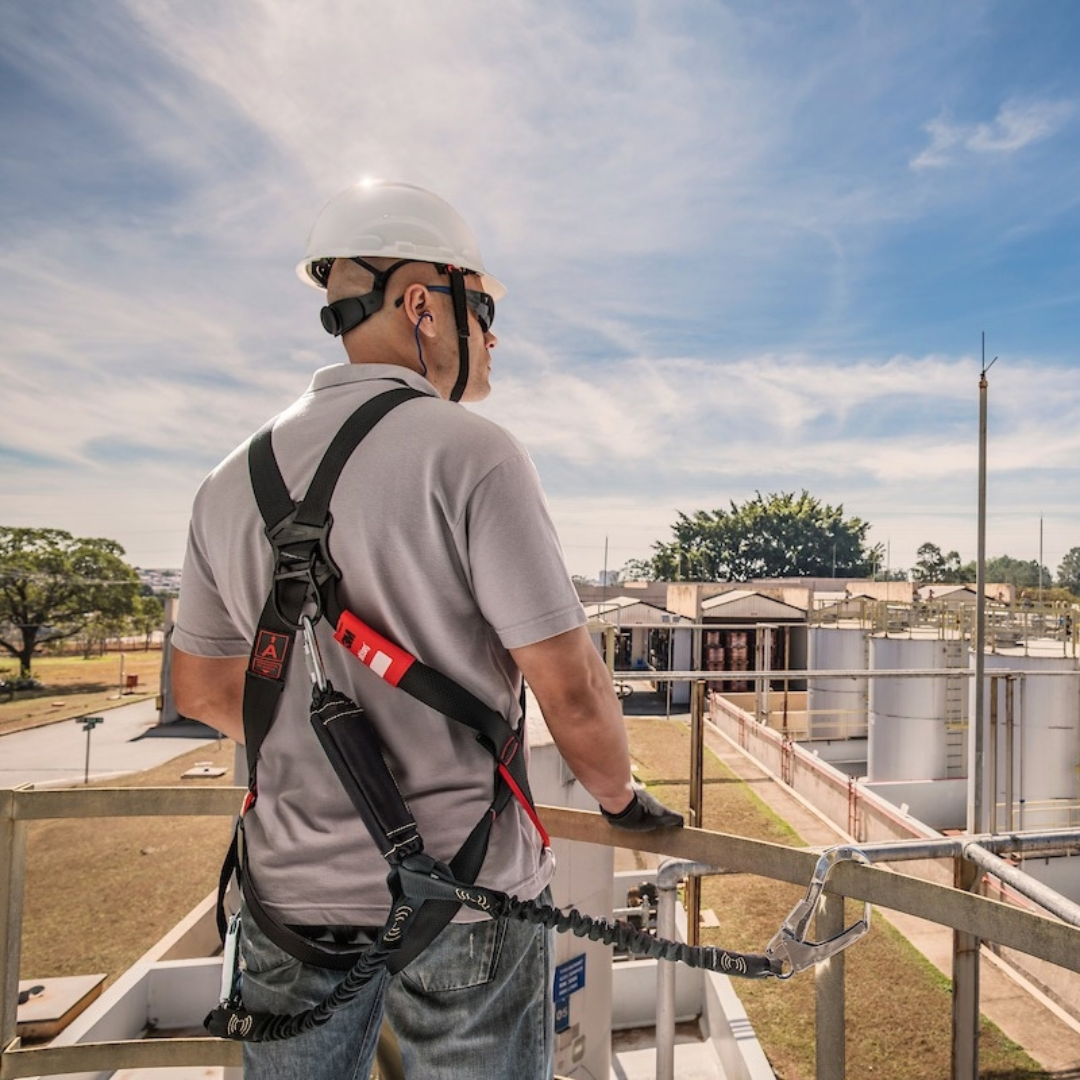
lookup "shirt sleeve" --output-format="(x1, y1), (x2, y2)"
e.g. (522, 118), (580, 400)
(171, 500), (251, 659)
(463, 451), (585, 650)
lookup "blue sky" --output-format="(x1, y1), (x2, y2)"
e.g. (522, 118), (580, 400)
(2, 1), (1079, 581)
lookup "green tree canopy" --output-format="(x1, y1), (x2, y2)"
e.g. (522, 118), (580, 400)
(645, 491), (879, 582)
(912, 543), (1056, 590)
(984, 554), (1052, 591)
(0, 527), (140, 675)
(1058, 547), (1080, 595)
(911, 543), (967, 584)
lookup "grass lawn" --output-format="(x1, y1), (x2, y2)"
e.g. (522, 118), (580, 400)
(0, 651), (163, 735)
(19, 740), (239, 985)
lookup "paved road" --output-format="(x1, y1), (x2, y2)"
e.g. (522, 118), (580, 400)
(0, 698), (226, 789)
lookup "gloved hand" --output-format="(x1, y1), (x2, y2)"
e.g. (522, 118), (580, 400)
(601, 786), (684, 831)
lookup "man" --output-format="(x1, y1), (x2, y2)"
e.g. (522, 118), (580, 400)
(172, 180), (681, 1079)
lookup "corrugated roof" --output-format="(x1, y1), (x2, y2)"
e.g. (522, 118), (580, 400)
(700, 589), (806, 619)
(583, 597), (691, 625)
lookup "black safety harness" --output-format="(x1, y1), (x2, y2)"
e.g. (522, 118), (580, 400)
(205, 385), (870, 1044)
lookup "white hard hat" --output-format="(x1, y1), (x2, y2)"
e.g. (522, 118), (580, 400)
(297, 179), (505, 299)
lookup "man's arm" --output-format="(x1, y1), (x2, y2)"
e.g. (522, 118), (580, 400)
(171, 648), (248, 744)
(510, 625), (634, 815)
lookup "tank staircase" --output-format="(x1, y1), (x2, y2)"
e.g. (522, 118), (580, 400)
(943, 637), (967, 779)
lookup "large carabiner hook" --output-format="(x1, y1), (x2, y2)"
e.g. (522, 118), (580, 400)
(764, 845), (871, 978)
(301, 615), (328, 694)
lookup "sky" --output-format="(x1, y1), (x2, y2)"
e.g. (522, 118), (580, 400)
(2, 0), (1080, 583)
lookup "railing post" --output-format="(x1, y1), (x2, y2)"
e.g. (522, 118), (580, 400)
(1, 789), (28, 1055)
(815, 890), (846, 1080)
(951, 856), (981, 1079)
(988, 677), (998, 834)
(686, 681), (705, 946)
(1004, 676), (1016, 832)
(655, 873), (679, 1080)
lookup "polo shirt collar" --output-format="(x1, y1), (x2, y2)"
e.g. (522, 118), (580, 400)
(307, 364), (440, 398)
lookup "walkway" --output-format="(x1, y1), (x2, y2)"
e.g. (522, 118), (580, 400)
(0, 698), (224, 789)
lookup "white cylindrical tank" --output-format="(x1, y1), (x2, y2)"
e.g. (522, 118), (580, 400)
(868, 635), (968, 782)
(807, 627), (869, 739)
(981, 652), (1080, 831)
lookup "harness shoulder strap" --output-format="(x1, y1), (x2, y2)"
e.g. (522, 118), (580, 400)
(241, 385), (427, 778)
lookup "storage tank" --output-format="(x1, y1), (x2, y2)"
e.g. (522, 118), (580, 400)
(807, 626), (869, 739)
(980, 651), (1080, 831)
(868, 634), (968, 782)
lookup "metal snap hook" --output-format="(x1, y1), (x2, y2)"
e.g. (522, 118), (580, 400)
(765, 845), (872, 978)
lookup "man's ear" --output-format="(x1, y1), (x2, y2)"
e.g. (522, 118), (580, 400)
(399, 283), (438, 338)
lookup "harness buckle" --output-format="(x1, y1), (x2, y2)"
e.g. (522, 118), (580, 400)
(764, 846), (871, 978)
(396, 853), (503, 917)
(265, 512), (342, 629)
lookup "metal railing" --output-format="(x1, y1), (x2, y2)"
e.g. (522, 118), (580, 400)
(808, 597), (1079, 655)
(5, 785), (1080, 1080)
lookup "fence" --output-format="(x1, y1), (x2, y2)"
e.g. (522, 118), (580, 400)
(4, 784), (1080, 1080)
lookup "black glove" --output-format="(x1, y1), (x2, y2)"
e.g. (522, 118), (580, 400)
(601, 786), (684, 831)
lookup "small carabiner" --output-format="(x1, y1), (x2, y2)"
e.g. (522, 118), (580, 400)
(765, 845), (871, 978)
(218, 911), (244, 1008)
(301, 615), (328, 694)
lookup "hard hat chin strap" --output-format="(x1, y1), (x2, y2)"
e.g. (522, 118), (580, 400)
(446, 266), (470, 403)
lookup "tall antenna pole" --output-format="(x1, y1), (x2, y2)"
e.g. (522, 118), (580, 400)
(602, 535), (609, 605)
(970, 334), (995, 834)
(1039, 516), (1044, 606)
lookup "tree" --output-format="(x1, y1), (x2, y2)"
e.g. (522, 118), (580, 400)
(1058, 547), (1080, 596)
(984, 555), (1052, 591)
(129, 593), (165, 650)
(0, 527), (140, 675)
(911, 543), (966, 584)
(912, 543), (1055, 590)
(645, 491), (879, 582)
(619, 558), (656, 581)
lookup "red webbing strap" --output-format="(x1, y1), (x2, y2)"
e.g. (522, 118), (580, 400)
(498, 762), (550, 847)
(334, 610), (415, 686)
(333, 608), (548, 847)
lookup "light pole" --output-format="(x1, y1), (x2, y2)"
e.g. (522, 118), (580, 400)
(79, 715), (104, 784)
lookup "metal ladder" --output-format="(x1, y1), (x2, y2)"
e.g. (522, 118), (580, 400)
(943, 638), (967, 778)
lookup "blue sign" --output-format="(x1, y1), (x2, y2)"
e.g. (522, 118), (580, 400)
(553, 954), (586, 1001)
(554, 997), (570, 1033)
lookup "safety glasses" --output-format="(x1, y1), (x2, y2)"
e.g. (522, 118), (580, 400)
(427, 285), (496, 334)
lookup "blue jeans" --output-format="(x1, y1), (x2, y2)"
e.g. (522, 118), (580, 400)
(239, 901), (554, 1080)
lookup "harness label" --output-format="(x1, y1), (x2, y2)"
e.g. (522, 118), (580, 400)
(252, 630), (291, 680)
(334, 610), (415, 686)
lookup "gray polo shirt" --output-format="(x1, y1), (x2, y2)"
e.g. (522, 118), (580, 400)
(173, 364), (583, 924)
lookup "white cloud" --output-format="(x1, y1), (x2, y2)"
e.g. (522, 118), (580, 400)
(474, 347), (1080, 575)
(3, 1), (1080, 582)
(912, 99), (1074, 169)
